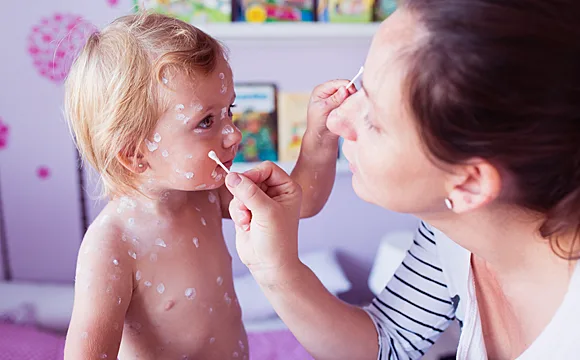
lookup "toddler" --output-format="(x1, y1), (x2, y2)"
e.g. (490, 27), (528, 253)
(63, 12), (352, 360)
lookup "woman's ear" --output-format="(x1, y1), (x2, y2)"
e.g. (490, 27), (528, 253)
(445, 159), (501, 213)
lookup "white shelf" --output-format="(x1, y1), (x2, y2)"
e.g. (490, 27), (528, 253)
(197, 22), (380, 41)
(231, 160), (351, 175)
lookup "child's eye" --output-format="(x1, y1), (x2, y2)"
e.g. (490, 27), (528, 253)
(197, 115), (214, 129)
(228, 104), (236, 117)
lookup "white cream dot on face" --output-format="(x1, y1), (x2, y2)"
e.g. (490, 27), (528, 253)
(221, 107), (227, 119)
(145, 139), (158, 152)
(135, 270), (141, 281)
(153, 133), (161, 142)
(162, 77), (168, 84)
(117, 297), (122, 305)
(128, 250), (137, 260)
(100, 354), (108, 359)
(175, 104), (185, 112)
(216, 276), (223, 286)
(184, 172), (194, 179)
(185, 287), (197, 300)
(155, 238), (167, 247)
(215, 173), (223, 182)
(208, 192), (216, 203)
(222, 124), (234, 135)
(144, 281), (152, 287)
(112, 259), (119, 266)
(239, 340), (244, 349)
(186, 154), (193, 159)
(192, 237), (199, 247)
(233, 352), (239, 358)
(195, 184), (207, 190)
(224, 292), (232, 305)
(193, 128), (203, 134)
(201, 217), (207, 226)
(157, 283), (165, 294)
(150, 253), (158, 262)
(128, 218), (135, 226)
(162, 150), (169, 158)
(176, 113), (186, 121)
(209, 337), (216, 344)
(219, 72), (225, 79)
(211, 169), (218, 179)
(209, 307), (213, 314)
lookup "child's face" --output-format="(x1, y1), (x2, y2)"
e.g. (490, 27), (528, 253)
(141, 60), (241, 192)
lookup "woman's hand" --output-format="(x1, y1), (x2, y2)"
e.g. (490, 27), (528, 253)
(225, 161), (303, 285)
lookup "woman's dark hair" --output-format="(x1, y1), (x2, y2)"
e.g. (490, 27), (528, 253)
(403, 0), (580, 258)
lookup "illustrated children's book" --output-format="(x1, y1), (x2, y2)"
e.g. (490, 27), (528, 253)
(232, 83), (279, 163)
(277, 92), (310, 162)
(236, 0), (314, 22)
(373, 0), (396, 21)
(317, 0), (373, 22)
(135, 0), (232, 23)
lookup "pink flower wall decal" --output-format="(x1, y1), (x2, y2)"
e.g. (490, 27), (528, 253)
(106, 0), (120, 7)
(0, 117), (8, 150)
(37, 166), (51, 180)
(28, 13), (97, 83)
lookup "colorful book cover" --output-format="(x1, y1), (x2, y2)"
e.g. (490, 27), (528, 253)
(135, 0), (231, 23)
(317, 0), (373, 22)
(278, 92), (310, 162)
(373, 0), (397, 21)
(236, 0), (314, 22)
(232, 83), (278, 163)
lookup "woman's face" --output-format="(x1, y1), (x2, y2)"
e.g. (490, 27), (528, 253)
(328, 10), (450, 216)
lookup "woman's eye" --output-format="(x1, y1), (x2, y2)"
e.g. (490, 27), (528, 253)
(198, 116), (214, 129)
(228, 104), (236, 117)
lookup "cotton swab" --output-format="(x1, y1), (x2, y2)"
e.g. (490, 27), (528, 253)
(346, 66), (364, 89)
(208, 150), (230, 174)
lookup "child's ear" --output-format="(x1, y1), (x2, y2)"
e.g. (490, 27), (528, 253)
(117, 147), (148, 174)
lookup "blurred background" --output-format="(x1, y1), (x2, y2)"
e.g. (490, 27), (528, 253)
(0, 0), (457, 359)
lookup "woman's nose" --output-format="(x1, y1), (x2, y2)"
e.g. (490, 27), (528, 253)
(327, 98), (358, 142)
(222, 122), (242, 149)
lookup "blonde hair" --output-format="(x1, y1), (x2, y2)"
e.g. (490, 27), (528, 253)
(64, 12), (226, 198)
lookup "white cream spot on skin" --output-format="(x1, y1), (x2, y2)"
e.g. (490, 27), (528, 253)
(112, 259), (119, 266)
(111, 274), (120, 281)
(201, 217), (207, 226)
(190, 103), (203, 112)
(195, 184), (207, 190)
(135, 270), (141, 281)
(176, 113), (186, 121)
(185, 287), (197, 300)
(175, 104), (185, 112)
(221, 107), (227, 120)
(219, 72), (225, 79)
(209, 337), (216, 344)
(117, 297), (122, 305)
(211, 169), (218, 179)
(144, 281), (152, 287)
(117, 197), (137, 213)
(155, 238), (166, 247)
(216, 276), (223, 286)
(209, 307), (213, 314)
(239, 340), (244, 350)
(153, 133), (161, 142)
(128, 218), (135, 226)
(193, 128), (203, 134)
(162, 77), (168, 84)
(208, 192), (216, 203)
(128, 250), (137, 260)
(162, 150), (169, 158)
(81, 332), (88, 339)
(224, 292), (232, 305)
(186, 154), (193, 159)
(145, 139), (158, 152)
(184, 172), (194, 179)
(100, 354), (108, 359)
(222, 124), (234, 135)
(150, 253), (158, 262)
(233, 352), (239, 358)
(192, 237), (199, 248)
(221, 85), (227, 94)
(215, 173), (223, 182)
(157, 283), (165, 294)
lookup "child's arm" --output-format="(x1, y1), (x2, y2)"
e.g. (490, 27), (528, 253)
(64, 228), (133, 360)
(290, 80), (356, 218)
(219, 80), (355, 220)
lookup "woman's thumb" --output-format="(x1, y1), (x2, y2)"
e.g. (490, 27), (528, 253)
(225, 173), (272, 212)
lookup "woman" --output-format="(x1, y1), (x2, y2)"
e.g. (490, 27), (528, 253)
(225, 1), (580, 359)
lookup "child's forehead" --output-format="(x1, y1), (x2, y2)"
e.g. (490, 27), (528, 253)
(167, 66), (233, 105)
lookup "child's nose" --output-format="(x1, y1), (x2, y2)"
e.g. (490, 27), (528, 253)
(222, 123), (242, 149)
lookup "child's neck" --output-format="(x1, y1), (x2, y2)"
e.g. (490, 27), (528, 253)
(118, 188), (191, 216)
